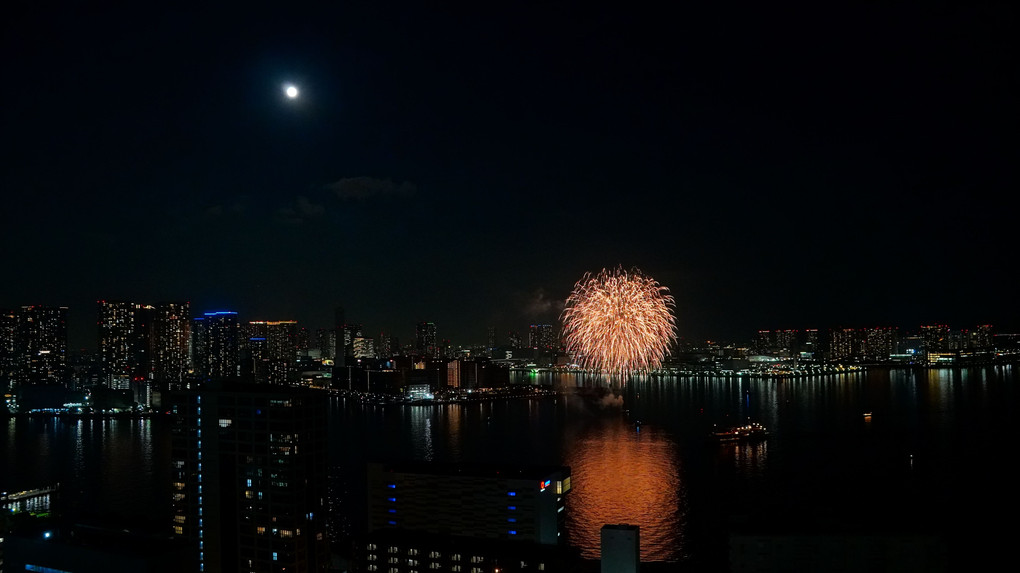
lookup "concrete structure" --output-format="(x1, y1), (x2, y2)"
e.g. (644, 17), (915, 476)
(601, 524), (639, 573)
(170, 381), (330, 572)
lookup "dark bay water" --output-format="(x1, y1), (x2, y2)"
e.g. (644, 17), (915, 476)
(2, 366), (1017, 568)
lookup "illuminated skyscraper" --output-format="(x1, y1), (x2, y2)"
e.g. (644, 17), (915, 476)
(170, 382), (330, 572)
(245, 320), (298, 384)
(0, 308), (16, 389)
(529, 324), (557, 350)
(316, 328), (336, 359)
(152, 302), (192, 388)
(353, 336), (376, 359)
(920, 325), (949, 356)
(416, 322), (437, 358)
(194, 311), (239, 379)
(98, 300), (155, 389)
(863, 327), (898, 361)
(13, 305), (68, 385)
(828, 328), (864, 361)
(973, 324), (994, 350)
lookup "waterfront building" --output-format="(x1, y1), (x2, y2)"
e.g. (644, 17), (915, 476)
(10, 305), (68, 385)
(152, 302), (192, 389)
(920, 324), (949, 357)
(863, 327), (898, 362)
(828, 328), (864, 362)
(972, 324), (994, 350)
(194, 312), (240, 380)
(98, 300), (154, 389)
(170, 381), (330, 572)
(362, 461), (572, 572)
(1, 308), (17, 389)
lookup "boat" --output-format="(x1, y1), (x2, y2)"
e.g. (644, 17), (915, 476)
(712, 421), (769, 442)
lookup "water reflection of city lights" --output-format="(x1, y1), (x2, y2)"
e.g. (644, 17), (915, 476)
(565, 420), (685, 562)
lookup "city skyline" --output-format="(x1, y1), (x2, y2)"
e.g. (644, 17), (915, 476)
(2, 4), (1014, 350)
(2, 299), (1009, 360)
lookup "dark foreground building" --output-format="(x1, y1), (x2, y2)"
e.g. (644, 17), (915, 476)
(170, 381), (330, 573)
(361, 461), (575, 572)
(3, 524), (189, 573)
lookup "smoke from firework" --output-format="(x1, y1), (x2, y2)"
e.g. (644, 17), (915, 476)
(561, 267), (677, 381)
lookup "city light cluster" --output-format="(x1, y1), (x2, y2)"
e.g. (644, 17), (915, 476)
(561, 267), (677, 380)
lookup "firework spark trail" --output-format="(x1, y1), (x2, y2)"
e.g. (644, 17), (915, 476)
(561, 267), (677, 382)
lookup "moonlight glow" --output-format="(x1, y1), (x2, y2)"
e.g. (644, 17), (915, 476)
(561, 267), (677, 380)
(284, 84), (299, 99)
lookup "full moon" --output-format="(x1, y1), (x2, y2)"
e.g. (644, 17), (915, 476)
(284, 85), (299, 99)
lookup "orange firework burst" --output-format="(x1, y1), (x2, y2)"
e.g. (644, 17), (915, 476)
(561, 267), (677, 380)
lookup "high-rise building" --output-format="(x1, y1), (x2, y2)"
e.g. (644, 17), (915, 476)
(353, 336), (375, 359)
(242, 320), (297, 385)
(376, 332), (392, 359)
(152, 302), (192, 388)
(863, 327), (898, 362)
(341, 323), (363, 359)
(98, 300), (155, 389)
(170, 382), (330, 572)
(446, 359), (461, 389)
(920, 325), (949, 356)
(334, 307), (345, 367)
(12, 305), (68, 385)
(194, 312), (240, 380)
(829, 328), (864, 362)
(416, 322), (437, 358)
(316, 329), (336, 359)
(972, 324), (994, 350)
(529, 324), (556, 350)
(1, 308), (17, 389)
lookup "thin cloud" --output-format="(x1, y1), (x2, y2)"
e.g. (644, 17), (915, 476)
(325, 176), (417, 200)
(277, 195), (325, 225)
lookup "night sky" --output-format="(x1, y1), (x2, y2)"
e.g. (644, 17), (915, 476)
(2, 3), (1015, 349)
